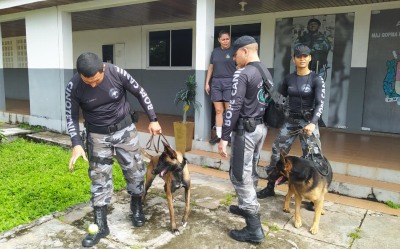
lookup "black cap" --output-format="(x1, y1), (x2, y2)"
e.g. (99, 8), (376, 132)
(308, 18), (321, 26)
(293, 44), (311, 57)
(233, 35), (257, 54)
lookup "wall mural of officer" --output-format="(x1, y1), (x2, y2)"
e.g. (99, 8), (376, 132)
(273, 13), (354, 128)
(294, 17), (333, 80)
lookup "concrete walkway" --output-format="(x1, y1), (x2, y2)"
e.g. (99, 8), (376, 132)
(0, 168), (399, 249)
(0, 127), (399, 248)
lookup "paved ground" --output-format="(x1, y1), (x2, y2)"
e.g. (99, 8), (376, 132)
(1, 127), (399, 249)
(0, 168), (399, 249)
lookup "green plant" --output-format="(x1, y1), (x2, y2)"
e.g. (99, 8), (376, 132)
(385, 200), (400, 209)
(18, 122), (44, 132)
(174, 74), (201, 123)
(262, 221), (280, 231)
(348, 228), (362, 240)
(219, 192), (236, 206)
(0, 123), (7, 143)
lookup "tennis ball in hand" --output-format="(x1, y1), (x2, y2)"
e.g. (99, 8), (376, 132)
(88, 224), (99, 234)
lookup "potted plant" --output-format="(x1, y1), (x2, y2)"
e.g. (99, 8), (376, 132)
(173, 74), (201, 153)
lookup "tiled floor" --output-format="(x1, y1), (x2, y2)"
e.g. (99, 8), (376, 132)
(4, 98), (400, 171)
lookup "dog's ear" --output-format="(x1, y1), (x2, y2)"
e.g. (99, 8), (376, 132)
(280, 149), (287, 164)
(162, 141), (177, 159)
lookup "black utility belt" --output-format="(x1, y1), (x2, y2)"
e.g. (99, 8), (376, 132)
(236, 116), (264, 133)
(288, 110), (313, 121)
(86, 115), (133, 134)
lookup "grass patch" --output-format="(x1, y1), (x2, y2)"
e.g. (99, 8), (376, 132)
(0, 138), (126, 233)
(385, 200), (400, 209)
(262, 221), (280, 231)
(348, 228), (362, 240)
(219, 192), (236, 206)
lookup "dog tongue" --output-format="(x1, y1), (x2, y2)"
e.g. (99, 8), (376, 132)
(275, 176), (283, 186)
(159, 169), (167, 177)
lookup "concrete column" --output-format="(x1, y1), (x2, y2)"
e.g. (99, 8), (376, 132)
(25, 7), (73, 132)
(0, 24), (5, 111)
(194, 0), (214, 141)
(351, 8), (371, 67)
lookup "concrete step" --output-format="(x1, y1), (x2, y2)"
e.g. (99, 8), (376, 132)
(184, 149), (400, 204)
(0, 127), (32, 141)
(192, 140), (400, 185)
(8, 130), (400, 204)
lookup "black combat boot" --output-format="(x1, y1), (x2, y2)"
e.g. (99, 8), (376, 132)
(305, 201), (315, 211)
(229, 212), (265, 243)
(229, 205), (246, 217)
(256, 181), (275, 199)
(82, 206), (110, 247)
(130, 196), (145, 227)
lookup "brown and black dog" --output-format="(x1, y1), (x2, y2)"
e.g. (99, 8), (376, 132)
(274, 150), (332, 234)
(141, 141), (191, 235)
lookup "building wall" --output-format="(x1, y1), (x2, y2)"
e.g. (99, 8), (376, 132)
(2, 1), (400, 132)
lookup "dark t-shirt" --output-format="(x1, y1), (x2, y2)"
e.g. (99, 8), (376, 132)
(221, 62), (273, 141)
(65, 63), (157, 146)
(281, 72), (325, 124)
(209, 46), (236, 78)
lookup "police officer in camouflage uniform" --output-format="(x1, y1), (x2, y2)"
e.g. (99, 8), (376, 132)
(257, 45), (326, 209)
(218, 36), (273, 243)
(295, 18), (331, 79)
(65, 52), (161, 247)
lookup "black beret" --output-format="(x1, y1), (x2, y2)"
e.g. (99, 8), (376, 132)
(232, 35), (257, 54)
(308, 18), (321, 26)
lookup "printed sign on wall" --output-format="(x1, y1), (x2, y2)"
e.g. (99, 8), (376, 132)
(363, 9), (400, 134)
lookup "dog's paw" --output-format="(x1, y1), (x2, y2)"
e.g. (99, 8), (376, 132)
(294, 220), (302, 228)
(310, 226), (319, 234)
(181, 221), (187, 228)
(172, 229), (180, 235)
(321, 209), (325, 215)
(283, 208), (290, 213)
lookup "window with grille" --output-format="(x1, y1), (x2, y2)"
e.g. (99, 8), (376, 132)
(2, 40), (14, 68)
(16, 38), (27, 68)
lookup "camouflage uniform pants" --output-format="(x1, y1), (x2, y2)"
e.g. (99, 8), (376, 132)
(87, 123), (144, 207)
(266, 118), (322, 180)
(230, 123), (267, 214)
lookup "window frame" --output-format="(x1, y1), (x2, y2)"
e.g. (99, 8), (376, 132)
(147, 27), (194, 69)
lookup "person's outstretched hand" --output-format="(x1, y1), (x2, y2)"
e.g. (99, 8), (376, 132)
(68, 145), (87, 171)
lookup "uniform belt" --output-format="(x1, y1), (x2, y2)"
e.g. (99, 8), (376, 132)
(85, 115), (132, 134)
(288, 110), (313, 120)
(235, 117), (263, 130)
(248, 117), (264, 125)
(288, 112), (304, 119)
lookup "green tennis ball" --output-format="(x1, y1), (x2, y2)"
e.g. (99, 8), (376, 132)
(88, 224), (99, 234)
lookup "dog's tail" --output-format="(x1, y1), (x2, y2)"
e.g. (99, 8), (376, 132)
(140, 148), (154, 159)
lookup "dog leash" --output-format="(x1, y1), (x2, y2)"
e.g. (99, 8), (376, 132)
(145, 134), (170, 153)
(299, 134), (331, 176)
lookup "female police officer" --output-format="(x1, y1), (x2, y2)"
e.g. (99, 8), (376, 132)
(257, 45), (326, 209)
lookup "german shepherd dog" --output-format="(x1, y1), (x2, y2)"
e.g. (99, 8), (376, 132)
(274, 150), (332, 234)
(141, 141), (191, 235)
